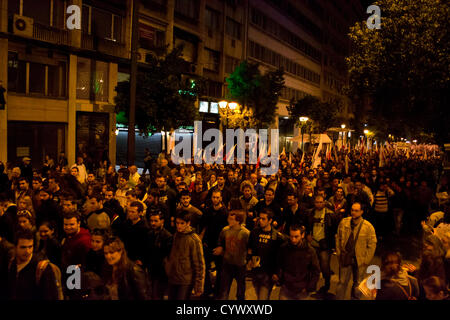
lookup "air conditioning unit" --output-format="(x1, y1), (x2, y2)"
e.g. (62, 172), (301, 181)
(13, 14), (33, 38)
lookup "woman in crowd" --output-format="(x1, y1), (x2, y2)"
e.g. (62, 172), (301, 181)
(102, 236), (148, 300)
(37, 220), (61, 266)
(376, 251), (420, 300)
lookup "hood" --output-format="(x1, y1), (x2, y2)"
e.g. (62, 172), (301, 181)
(383, 269), (410, 287)
(178, 226), (195, 236)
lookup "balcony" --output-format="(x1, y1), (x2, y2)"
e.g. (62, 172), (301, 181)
(81, 33), (128, 58)
(33, 22), (70, 46)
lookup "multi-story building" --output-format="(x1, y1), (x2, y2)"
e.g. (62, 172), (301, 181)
(0, 0), (363, 167)
(0, 0), (136, 168)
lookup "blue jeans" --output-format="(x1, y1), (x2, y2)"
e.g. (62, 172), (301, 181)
(219, 263), (246, 300)
(251, 269), (273, 300)
(335, 258), (363, 300)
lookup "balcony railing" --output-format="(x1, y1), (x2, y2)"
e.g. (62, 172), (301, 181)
(81, 33), (127, 58)
(33, 22), (69, 46)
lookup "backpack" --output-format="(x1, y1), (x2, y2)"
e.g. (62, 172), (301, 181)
(36, 260), (64, 300)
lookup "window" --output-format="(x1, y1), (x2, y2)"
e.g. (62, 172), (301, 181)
(77, 58), (109, 102)
(199, 101), (220, 113)
(91, 7), (112, 40)
(248, 41), (320, 85)
(140, 24), (165, 49)
(204, 48), (220, 73)
(199, 101), (209, 113)
(82, 5), (90, 34)
(23, 0), (51, 25)
(142, 0), (167, 12)
(29, 63), (46, 94)
(226, 17), (241, 40)
(175, 0), (199, 21)
(8, 0), (20, 16)
(205, 7), (220, 32)
(48, 62), (66, 97)
(7, 51), (67, 97)
(225, 55), (240, 74)
(84, 5), (123, 42)
(7, 52), (26, 93)
(77, 57), (91, 99)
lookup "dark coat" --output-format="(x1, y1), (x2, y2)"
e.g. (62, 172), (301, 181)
(7, 256), (59, 300)
(145, 227), (172, 277)
(0, 238), (14, 300)
(118, 219), (149, 263)
(116, 262), (149, 300)
(276, 240), (320, 292)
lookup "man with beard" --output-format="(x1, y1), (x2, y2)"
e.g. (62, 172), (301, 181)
(207, 173), (232, 208)
(176, 190), (202, 234)
(7, 229), (60, 300)
(35, 188), (60, 232)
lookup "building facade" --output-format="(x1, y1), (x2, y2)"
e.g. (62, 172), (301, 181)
(0, 0), (363, 167)
(0, 0), (133, 168)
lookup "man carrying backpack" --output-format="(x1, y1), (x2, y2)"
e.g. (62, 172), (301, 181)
(7, 229), (62, 300)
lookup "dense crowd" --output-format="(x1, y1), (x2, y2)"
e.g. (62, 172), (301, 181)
(0, 146), (449, 301)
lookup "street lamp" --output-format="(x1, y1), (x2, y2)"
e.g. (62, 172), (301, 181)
(341, 124), (346, 147)
(219, 100), (239, 129)
(300, 117), (309, 153)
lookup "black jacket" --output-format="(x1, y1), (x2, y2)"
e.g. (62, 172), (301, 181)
(86, 249), (105, 277)
(7, 256), (60, 300)
(276, 240), (320, 292)
(115, 262), (149, 300)
(0, 204), (17, 243)
(145, 227), (172, 277)
(249, 227), (286, 274)
(118, 219), (149, 263)
(0, 238), (14, 300)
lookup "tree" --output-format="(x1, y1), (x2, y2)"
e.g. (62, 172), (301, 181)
(114, 45), (204, 136)
(287, 95), (340, 133)
(226, 60), (284, 128)
(346, 0), (450, 144)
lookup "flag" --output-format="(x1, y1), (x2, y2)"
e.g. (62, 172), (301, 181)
(289, 151), (292, 164)
(225, 144), (237, 163)
(345, 154), (349, 174)
(379, 145), (385, 167)
(312, 136), (323, 168)
(326, 144), (331, 161)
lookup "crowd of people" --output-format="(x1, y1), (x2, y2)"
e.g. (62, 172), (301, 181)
(0, 145), (449, 301)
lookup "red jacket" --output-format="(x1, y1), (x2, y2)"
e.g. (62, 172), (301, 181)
(61, 228), (91, 270)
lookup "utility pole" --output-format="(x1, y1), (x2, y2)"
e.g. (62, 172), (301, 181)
(128, 0), (139, 166)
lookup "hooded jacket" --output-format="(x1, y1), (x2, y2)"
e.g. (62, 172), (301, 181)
(165, 226), (205, 293)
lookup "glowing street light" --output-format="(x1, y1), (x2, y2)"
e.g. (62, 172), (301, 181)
(364, 129), (369, 135)
(219, 100), (239, 128)
(299, 117), (309, 153)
